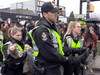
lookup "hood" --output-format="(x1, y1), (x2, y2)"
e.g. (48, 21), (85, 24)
(36, 17), (57, 32)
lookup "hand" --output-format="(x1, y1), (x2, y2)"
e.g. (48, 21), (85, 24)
(4, 24), (8, 28)
(9, 45), (16, 52)
(90, 29), (94, 35)
(66, 57), (68, 60)
(24, 44), (31, 50)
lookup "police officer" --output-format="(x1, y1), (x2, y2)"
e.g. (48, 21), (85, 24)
(63, 22), (92, 75)
(0, 21), (7, 64)
(3, 28), (27, 75)
(28, 2), (90, 75)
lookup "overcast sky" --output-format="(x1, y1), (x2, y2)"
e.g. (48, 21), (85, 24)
(0, 0), (100, 17)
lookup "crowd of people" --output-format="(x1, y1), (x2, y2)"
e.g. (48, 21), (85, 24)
(0, 1), (99, 75)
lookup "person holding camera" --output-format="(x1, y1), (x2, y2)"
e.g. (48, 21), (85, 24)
(1, 20), (10, 40)
(82, 25), (98, 75)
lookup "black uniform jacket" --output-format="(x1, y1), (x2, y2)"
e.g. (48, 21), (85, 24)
(3, 37), (27, 70)
(32, 17), (67, 69)
(63, 33), (86, 56)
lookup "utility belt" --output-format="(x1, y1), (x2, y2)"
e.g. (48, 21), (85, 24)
(33, 60), (45, 74)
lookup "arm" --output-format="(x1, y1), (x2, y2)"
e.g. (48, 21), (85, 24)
(3, 45), (27, 64)
(92, 33), (98, 41)
(33, 27), (67, 63)
(63, 36), (87, 55)
(63, 38), (70, 55)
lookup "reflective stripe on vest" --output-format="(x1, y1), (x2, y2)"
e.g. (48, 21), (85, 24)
(28, 25), (65, 56)
(66, 36), (84, 56)
(0, 31), (4, 61)
(51, 29), (64, 55)
(28, 26), (40, 57)
(0, 31), (4, 54)
(15, 43), (25, 51)
(4, 42), (25, 51)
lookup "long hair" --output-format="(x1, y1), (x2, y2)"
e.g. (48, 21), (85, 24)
(84, 25), (93, 42)
(63, 21), (79, 39)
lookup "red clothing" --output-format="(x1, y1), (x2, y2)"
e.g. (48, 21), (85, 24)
(82, 33), (98, 50)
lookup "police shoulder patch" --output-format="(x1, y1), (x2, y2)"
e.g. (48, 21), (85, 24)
(42, 32), (47, 41)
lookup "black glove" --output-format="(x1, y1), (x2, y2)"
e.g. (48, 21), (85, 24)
(22, 51), (27, 59)
(68, 47), (87, 54)
(79, 47), (87, 53)
(68, 48), (79, 54)
(65, 56), (75, 65)
(87, 42), (93, 50)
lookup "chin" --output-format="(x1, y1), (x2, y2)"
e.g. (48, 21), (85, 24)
(18, 40), (21, 41)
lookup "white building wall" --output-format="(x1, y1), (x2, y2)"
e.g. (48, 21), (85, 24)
(59, 16), (67, 23)
(10, 0), (67, 23)
(10, 0), (38, 16)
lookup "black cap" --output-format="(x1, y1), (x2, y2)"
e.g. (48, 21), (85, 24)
(41, 2), (62, 13)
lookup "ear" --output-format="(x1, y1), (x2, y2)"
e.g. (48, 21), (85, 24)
(43, 12), (47, 18)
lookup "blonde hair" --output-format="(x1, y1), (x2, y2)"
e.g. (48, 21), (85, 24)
(11, 27), (21, 35)
(63, 21), (79, 39)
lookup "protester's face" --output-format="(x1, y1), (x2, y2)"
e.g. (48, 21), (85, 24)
(64, 25), (66, 28)
(73, 23), (81, 34)
(5, 23), (8, 26)
(4, 21), (8, 24)
(89, 26), (94, 32)
(59, 22), (62, 25)
(10, 24), (13, 27)
(44, 12), (58, 23)
(11, 31), (22, 41)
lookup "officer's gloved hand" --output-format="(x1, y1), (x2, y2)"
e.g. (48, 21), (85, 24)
(65, 56), (75, 64)
(22, 51), (27, 58)
(78, 47), (87, 54)
(68, 48), (79, 54)
(68, 47), (87, 54)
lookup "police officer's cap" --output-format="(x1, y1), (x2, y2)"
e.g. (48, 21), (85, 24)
(41, 2), (62, 13)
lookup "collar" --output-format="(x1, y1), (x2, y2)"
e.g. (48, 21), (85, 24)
(67, 33), (82, 41)
(37, 17), (57, 32)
